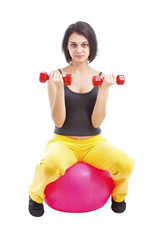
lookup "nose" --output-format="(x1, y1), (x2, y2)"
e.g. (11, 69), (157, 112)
(76, 44), (82, 53)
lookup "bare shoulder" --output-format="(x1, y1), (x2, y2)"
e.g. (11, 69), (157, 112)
(90, 68), (105, 77)
(49, 66), (70, 76)
(96, 70), (106, 78)
(61, 65), (72, 74)
(49, 69), (60, 76)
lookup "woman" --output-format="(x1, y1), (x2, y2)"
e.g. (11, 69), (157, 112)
(29, 21), (134, 217)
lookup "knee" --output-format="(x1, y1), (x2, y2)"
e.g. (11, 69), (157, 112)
(117, 157), (134, 177)
(42, 156), (66, 177)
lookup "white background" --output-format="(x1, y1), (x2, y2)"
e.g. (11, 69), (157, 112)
(0, 0), (160, 239)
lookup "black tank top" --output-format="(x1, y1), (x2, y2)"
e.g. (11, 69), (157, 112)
(54, 69), (102, 136)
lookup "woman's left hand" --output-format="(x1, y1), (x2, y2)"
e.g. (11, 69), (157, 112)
(100, 74), (116, 89)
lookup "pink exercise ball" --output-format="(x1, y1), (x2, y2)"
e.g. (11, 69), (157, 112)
(44, 163), (113, 213)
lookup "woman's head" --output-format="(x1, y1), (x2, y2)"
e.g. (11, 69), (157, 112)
(62, 21), (98, 63)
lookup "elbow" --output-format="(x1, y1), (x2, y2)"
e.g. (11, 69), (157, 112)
(91, 115), (105, 128)
(91, 119), (101, 128)
(56, 123), (64, 128)
(92, 123), (100, 128)
(52, 116), (65, 128)
(52, 118), (65, 128)
(92, 122), (101, 128)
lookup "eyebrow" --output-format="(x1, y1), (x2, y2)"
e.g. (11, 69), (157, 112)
(69, 41), (89, 44)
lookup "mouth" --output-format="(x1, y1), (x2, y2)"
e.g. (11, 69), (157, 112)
(75, 55), (84, 58)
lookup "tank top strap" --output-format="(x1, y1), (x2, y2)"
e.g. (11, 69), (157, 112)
(58, 69), (63, 75)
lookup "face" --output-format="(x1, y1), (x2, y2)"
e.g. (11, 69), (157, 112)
(67, 32), (90, 63)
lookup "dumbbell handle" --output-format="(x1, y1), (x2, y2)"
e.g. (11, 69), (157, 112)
(39, 72), (72, 86)
(92, 75), (125, 86)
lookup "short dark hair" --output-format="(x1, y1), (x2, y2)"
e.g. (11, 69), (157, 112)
(62, 21), (98, 63)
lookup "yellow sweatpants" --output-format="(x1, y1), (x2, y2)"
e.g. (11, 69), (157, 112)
(29, 134), (134, 204)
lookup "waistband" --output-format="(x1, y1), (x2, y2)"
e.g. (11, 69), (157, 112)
(53, 134), (104, 144)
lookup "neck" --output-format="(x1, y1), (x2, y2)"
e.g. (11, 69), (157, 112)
(70, 60), (91, 74)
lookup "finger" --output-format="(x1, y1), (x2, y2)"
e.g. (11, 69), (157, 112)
(54, 73), (61, 81)
(112, 74), (116, 83)
(105, 75), (110, 79)
(49, 72), (54, 79)
(54, 73), (58, 80)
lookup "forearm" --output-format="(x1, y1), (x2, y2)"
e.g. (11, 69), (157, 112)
(91, 87), (109, 128)
(51, 88), (66, 127)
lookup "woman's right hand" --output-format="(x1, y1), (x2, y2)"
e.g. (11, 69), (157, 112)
(49, 71), (64, 89)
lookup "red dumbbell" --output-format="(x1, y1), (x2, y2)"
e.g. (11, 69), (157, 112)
(92, 75), (125, 86)
(39, 72), (72, 86)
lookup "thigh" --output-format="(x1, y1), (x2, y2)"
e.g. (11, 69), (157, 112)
(83, 139), (131, 175)
(41, 141), (78, 172)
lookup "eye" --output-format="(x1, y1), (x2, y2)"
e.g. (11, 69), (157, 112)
(82, 43), (89, 47)
(70, 43), (77, 48)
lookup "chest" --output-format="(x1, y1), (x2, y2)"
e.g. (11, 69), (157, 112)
(67, 76), (94, 94)
(64, 85), (98, 110)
